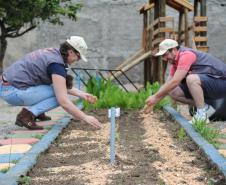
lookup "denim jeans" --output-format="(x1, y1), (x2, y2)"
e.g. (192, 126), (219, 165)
(0, 81), (59, 116)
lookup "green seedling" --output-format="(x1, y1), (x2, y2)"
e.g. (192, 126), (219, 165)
(18, 175), (31, 185)
(177, 128), (187, 141)
(158, 179), (166, 185)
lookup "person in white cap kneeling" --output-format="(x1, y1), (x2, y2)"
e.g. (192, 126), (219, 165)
(0, 36), (101, 130)
(144, 38), (226, 124)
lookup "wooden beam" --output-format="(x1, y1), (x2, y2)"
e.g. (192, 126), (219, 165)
(153, 27), (174, 36)
(115, 49), (144, 71)
(139, 3), (154, 14)
(148, 16), (174, 30)
(196, 46), (209, 52)
(152, 37), (164, 47)
(167, 0), (193, 12)
(194, 16), (208, 22)
(110, 51), (152, 80)
(193, 26), (207, 32)
(171, 0), (193, 11)
(194, 36), (208, 42)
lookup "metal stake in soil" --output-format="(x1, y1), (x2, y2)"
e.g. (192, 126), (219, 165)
(109, 107), (120, 165)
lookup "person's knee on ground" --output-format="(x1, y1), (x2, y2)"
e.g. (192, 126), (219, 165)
(15, 108), (43, 130)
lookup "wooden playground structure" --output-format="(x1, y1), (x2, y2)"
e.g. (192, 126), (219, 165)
(111, 0), (208, 86)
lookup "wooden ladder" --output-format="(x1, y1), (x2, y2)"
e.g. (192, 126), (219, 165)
(193, 16), (208, 52)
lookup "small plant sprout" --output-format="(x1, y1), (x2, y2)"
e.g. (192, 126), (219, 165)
(177, 128), (187, 141)
(18, 175), (31, 185)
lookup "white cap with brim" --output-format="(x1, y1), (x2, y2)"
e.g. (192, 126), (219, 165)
(66, 36), (88, 62)
(155, 39), (178, 56)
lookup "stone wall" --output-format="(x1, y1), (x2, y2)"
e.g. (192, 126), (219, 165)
(4, 0), (226, 83)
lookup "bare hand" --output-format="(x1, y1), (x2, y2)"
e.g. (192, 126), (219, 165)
(143, 104), (153, 114)
(83, 93), (97, 104)
(86, 95), (97, 104)
(145, 95), (160, 107)
(83, 115), (102, 129)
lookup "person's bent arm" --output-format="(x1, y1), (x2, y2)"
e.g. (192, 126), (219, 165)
(145, 69), (188, 107)
(68, 87), (97, 104)
(52, 74), (101, 128)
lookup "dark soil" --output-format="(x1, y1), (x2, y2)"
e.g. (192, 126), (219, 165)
(27, 110), (225, 185)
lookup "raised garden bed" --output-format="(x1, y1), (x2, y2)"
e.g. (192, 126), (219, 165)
(28, 109), (225, 185)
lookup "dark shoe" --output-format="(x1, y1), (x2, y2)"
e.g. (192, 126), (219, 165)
(15, 108), (43, 130)
(35, 113), (51, 121)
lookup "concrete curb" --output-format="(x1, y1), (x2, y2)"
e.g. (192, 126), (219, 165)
(0, 116), (71, 185)
(164, 105), (226, 177)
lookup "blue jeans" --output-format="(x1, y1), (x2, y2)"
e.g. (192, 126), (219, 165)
(0, 81), (59, 116)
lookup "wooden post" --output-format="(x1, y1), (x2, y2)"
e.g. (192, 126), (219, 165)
(200, 0), (207, 46)
(143, 11), (151, 86)
(154, 0), (166, 84)
(184, 8), (189, 47)
(178, 12), (183, 45)
(194, 0), (199, 16)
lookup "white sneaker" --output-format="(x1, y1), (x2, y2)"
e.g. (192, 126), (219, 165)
(189, 105), (215, 124)
(190, 112), (209, 124)
(205, 105), (216, 118)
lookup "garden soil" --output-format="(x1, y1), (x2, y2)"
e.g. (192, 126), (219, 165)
(28, 110), (226, 185)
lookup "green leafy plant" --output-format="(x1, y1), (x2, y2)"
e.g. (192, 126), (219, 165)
(82, 77), (171, 110)
(192, 119), (220, 146)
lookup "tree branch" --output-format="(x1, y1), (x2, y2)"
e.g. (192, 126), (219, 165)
(6, 25), (36, 38)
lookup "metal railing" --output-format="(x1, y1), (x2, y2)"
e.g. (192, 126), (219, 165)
(70, 67), (140, 92)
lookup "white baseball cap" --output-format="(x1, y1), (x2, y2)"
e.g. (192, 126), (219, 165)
(155, 39), (178, 56)
(66, 36), (88, 62)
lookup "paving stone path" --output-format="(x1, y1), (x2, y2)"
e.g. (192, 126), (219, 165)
(0, 99), (65, 173)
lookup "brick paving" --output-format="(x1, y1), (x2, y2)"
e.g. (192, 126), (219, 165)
(0, 99), (66, 174)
